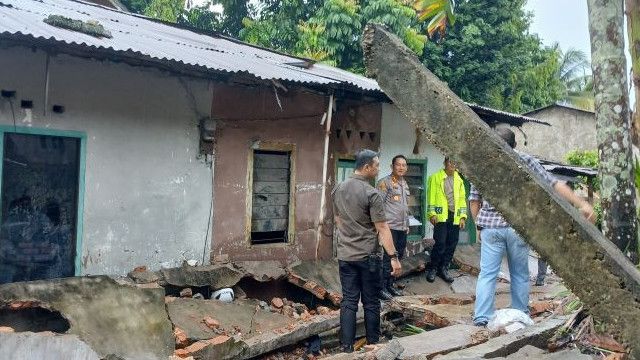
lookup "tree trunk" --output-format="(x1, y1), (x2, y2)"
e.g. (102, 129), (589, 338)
(627, 0), (640, 145)
(363, 23), (640, 358)
(588, 0), (639, 263)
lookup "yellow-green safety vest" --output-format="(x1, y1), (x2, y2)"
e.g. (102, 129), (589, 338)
(426, 169), (467, 225)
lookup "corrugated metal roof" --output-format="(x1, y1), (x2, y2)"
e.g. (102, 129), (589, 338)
(0, 0), (380, 91)
(0, 0), (550, 126)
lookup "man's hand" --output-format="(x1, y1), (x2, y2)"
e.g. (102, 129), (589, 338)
(459, 218), (466, 229)
(390, 258), (402, 277)
(476, 227), (481, 243)
(579, 202), (596, 224)
(405, 228), (410, 234)
(429, 215), (438, 226)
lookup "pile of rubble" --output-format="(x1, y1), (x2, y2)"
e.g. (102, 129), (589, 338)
(0, 246), (629, 360)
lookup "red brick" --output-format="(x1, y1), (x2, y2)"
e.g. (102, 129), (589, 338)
(203, 316), (220, 329)
(133, 265), (147, 272)
(179, 288), (193, 298)
(271, 297), (284, 309)
(174, 327), (189, 348)
(0, 327), (14, 333)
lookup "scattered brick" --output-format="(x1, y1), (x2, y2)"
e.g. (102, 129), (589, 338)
(203, 316), (220, 330)
(316, 306), (331, 315)
(174, 327), (189, 348)
(300, 311), (312, 321)
(175, 335), (231, 358)
(584, 334), (627, 353)
(165, 296), (177, 304)
(282, 305), (295, 318)
(271, 297), (284, 309)
(529, 300), (555, 316)
(133, 265), (147, 272)
(180, 288), (193, 298)
(0, 327), (14, 333)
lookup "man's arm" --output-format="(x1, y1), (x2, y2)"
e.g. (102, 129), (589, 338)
(470, 200), (482, 222)
(375, 221), (402, 277)
(426, 174), (438, 225)
(553, 181), (595, 223)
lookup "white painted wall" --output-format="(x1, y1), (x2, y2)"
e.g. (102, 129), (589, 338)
(378, 104), (446, 239)
(0, 46), (214, 275)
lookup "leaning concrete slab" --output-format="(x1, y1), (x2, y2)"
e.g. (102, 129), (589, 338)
(362, 24), (640, 357)
(433, 316), (567, 359)
(288, 255), (427, 305)
(239, 313), (341, 359)
(396, 324), (487, 359)
(0, 276), (173, 360)
(167, 298), (291, 342)
(161, 264), (244, 288)
(0, 332), (101, 360)
(389, 295), (474, 328)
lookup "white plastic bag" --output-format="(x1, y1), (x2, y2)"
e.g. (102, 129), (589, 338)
(487, 308), (534, 333)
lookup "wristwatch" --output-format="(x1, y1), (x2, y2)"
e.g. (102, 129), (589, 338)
(388, 253), (398, 260)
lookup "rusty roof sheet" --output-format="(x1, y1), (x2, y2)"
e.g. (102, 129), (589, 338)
(0, 0), (380, 92)
(0, 0), (549, 126)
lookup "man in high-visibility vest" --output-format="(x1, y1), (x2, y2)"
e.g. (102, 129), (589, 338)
(426, 157), (467, 283)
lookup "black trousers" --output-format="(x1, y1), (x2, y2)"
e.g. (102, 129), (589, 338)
(339, 258), (381, 347)
(428, 211), (460, 271)
(382, 230), (407, 290)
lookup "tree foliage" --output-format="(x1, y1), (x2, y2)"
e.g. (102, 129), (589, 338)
(121, 0), (569, 113)
(420, 0), (564, 113)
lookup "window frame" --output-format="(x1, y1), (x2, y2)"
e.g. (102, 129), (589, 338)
(405, 158), (428, 242)
(245, 141), (296, 247)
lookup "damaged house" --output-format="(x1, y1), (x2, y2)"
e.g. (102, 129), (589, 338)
(0, 0), (387, 280)
(0, 0), (562, 283)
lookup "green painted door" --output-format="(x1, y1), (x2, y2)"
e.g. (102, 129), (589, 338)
(0, 126), (86, 283)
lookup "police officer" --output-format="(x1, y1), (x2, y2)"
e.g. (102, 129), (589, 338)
(377, 155), (410, 299)
(332, 149), (402, 352)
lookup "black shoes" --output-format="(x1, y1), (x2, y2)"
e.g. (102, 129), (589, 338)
(425, 269), (437, 283)
(438, 268), (454, 283)
(380, 290), (394, 301)
(474, 320), (488, 327)
(341, 345), (354, 353)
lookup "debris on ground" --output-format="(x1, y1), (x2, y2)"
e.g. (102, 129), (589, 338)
(0, 249), (621, 360)
(0, 276), (173, 360)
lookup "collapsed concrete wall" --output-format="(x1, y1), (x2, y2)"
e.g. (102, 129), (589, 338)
(0, 276), (174, 359)
(362, 24), (640, 357)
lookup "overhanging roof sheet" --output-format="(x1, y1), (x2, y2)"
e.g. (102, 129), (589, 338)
(0, 0), (549, 126)
(0, 0), (380, 92)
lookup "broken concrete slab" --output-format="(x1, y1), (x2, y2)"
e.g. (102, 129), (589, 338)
(363, 24), (640, 357)
(288, 255), (427, 305)
(240, 313), (341, 359)
(389, 296), (473, 328)
(453, 245), (509, 283)
(0, 276), (173, 360)
(503, 345), (592, 360)
(288, 259), (342, 305)
(434, 316), (567, 359)
(127, 268), (162, 284)
(176, 335), (245, 360)
(375, 339), (405, 360)
(398, 274), (454, 296)
(167, 298), (291, 342)
(0, 331), (101, 360)
(395, 324), (488, 359)
(161, 264), (244, 288)
(232, 261), (287, 282)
